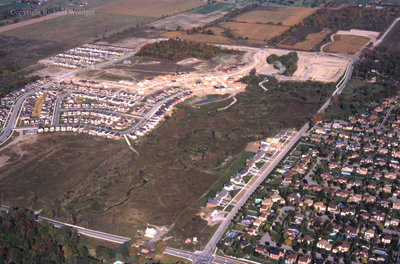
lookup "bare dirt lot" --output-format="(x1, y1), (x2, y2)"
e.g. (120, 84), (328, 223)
(254, 48), (351, 82)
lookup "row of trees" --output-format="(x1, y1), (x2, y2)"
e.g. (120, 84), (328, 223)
(136, 38), (238, 61)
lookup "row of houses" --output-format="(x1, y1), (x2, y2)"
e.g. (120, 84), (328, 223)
(128, 91), (193, 140)
(37, 125), (121, 140)
(48, 43), (133, 68)
(207, 131), (292, 208)
(19, 88), (60, 126)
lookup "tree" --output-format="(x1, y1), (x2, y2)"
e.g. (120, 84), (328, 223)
(96, 246), (115, 261)
(155, 240), (166, 255)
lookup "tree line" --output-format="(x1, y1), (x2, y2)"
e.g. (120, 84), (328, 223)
(136, 38), (239, 61)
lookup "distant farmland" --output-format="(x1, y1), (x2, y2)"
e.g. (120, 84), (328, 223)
(324, 35), (370, 54)
(220, 22), (288, 44)
(279, 27), (332, 51)
(233, 6), (316, 26)
(92, 0), (205, 17)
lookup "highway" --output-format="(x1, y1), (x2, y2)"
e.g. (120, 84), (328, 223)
(373, 17), (400, 47)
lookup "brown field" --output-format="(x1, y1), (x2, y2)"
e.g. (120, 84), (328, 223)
(234, 6), (316, 26)
(324, 34), (371, 54)
(279, 28), (331, 51)
(220, 22), (288, 44)
(92, 0), (205, 17)
(2, 13), (152, 47)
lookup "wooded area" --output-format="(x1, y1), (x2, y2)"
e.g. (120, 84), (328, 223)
(267, 52), (299, 76)
(136, 38), (238, 61)
(0, 64), (39, 98)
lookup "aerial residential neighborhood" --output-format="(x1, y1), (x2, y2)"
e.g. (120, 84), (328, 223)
(218, 95), (400, 263)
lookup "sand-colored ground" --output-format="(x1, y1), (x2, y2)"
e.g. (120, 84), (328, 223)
(291, 53), (349, 82)
(255, 48), (350, 82)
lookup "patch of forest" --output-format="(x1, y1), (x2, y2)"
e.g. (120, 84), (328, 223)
(136, 38), (239, 61)
(0, 208), (98, 264)
(0, 64), (39, 98)
(267, 52), (299, 76)
(325, 46), (400, 120)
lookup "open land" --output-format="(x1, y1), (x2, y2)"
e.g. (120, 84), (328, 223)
(0, 75), (334, 247)
(0, 13), (152, 68)
(278, 27), (332, 51)
(92, 0), (205, 17)
(324, 34), (371, 54)
(322, 29), (379, 53)
(233, 6), (316, 26)
(220, 22), (288, 44)
(149, 2), (242, 30)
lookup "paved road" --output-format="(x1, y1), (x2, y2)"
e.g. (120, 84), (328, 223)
(373, 17), (400, 47)
(0, 50), (139, 144)
(0, 204), (131, 244)
(53, 92), (70, 125)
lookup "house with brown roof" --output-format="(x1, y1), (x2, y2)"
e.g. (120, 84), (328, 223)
(298, 255), (312, 264)
(314, 202), (326, 213)
(316, 239), (332, 251)
(332, 242), (350, 253)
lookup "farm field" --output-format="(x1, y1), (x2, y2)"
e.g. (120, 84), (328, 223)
(1, 13), (152, 46)
(92, 0), (205, 17)
(323, 34), (371, 54)
(149, 2), (241, 30)
(0, 13), (152, 69)
(233, 6), (316, 26)
(278, 28), (331, 51)
(219, 22), (288, 44)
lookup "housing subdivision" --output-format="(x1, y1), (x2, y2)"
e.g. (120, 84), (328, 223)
(218, 95), (400, 264)
(0, 76), (194, 142)
(207, 130), (296, 209)
(45, 43), (134, 69)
